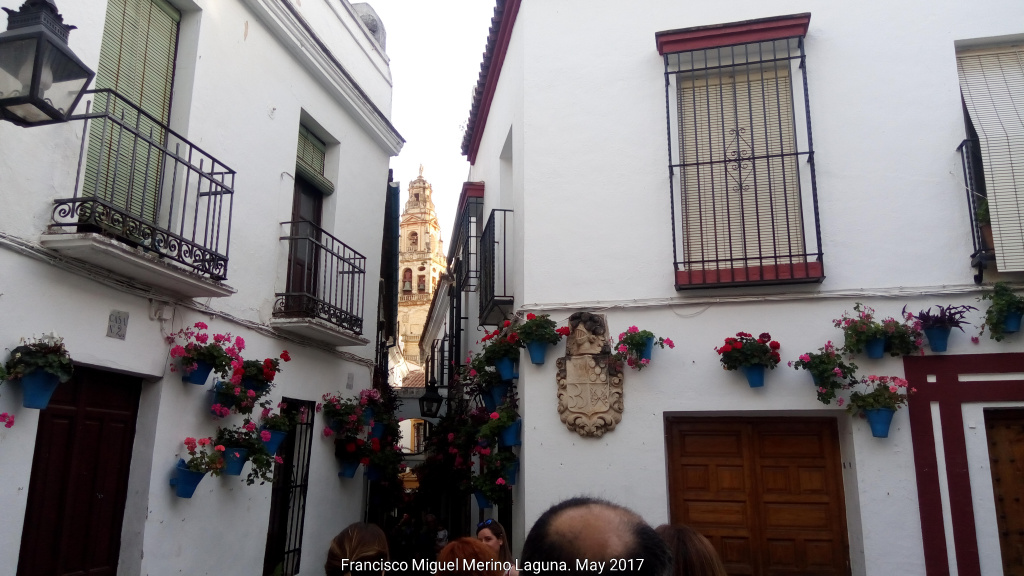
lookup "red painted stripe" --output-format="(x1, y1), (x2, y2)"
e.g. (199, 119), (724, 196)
(465, 0), (522, 165)
(656, 13), (811, 55)
(456, 181), (485, 219)
(674, 261), (823, 286)
(938, 402), (981, 576)
(907, 395), (950, 576)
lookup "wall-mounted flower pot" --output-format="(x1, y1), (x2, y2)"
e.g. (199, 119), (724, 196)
(337, 459), (360, 478)
(641, 337), (655, 361)
(209, 382), (235, 415)
(19, 370), (61, 409)
(503, 460), (520, 485)
(242, 377), (270, 395)
(490, 382), (511, 407)
(474, 491), (492, 509)
(222, 448), (248, 476)
(525, 341), (548, 365)
(864, 337), (886, 359)
(170, 459), (206, 498)
(494, 357), (517, 381)
(865, 408), (896, 438)
(481, 391), (497, 412)
(1005, 311), (1024, 334)
(498, 419), (522, 447)
(924, 327), (952, 352)
(182, 360), (213, 385)
(739, 365), (765, 388)
(362, 407), (375, 425)
(370, 422), (386, 439)
(262, 429), (288, 455)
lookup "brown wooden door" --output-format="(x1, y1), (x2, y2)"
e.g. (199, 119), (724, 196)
(283, 177), (323, 313)
(17, 367), (142, 576)
(666, 417), (849, 576)
(985, 409), (1024, 575)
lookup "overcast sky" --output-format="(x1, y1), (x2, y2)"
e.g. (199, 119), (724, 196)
(369, 0), (497, 244)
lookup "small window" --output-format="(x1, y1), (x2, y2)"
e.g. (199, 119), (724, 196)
(408, 231), (418, 251)
(417, 275), (426, 293)
(296, 125), (334, 195)
(402, 268), (412, 292)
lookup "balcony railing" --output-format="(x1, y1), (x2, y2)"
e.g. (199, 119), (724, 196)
(448, 195), (483, 292)
(50, 89), (235, 279)
(958, 138), (994, 283)
(479, 209), (513, 326)
(274, 221), (366, 335)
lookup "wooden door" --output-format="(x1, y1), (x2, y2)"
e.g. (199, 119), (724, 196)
(985, 409), (1024, 575)
(283, 177), (323, 314)
(666, 417), (849, 576)
(18, 367), (142, 576)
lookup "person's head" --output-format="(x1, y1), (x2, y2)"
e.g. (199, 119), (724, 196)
(438, 537), (504, 576)
(325, 522), (389, 576)
(522, 497), (671, 576)
(654, 525), (727, 576)
(476, 518), (513, 563)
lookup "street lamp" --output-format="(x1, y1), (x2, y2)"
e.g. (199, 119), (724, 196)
(418, 376), (444, 419)
(0, 0), (94, 127)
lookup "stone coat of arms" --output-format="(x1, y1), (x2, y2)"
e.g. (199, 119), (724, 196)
(555, 312), (623, 437)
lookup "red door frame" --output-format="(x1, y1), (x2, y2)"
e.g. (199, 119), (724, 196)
(904, 352), (1024, 576)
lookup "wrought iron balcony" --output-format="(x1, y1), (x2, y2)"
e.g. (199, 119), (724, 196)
(47, 89), (235, 281)
(479, 208), (513, 326)
(274, 220), (366, 339)
(448, 191), (483, 292)
(958, 138), (994, 284)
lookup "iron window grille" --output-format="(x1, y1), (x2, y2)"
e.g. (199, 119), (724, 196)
(662, 34), (824, 288)
(263, 398), (316, 576)
(479, 209), (513, 325)
(448, 195), (483, 292)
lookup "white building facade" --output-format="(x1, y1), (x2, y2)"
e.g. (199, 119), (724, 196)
(421, 1), (1024, 575)
(0, 0), (402, 574)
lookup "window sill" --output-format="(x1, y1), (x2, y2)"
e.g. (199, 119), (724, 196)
(675, 261), (824, 289)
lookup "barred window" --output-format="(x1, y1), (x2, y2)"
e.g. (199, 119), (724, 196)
(658, 15), (824, 288)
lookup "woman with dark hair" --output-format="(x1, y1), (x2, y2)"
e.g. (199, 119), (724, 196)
(654, 524), (727, 576)
(438, 537), (505, 576)
(476, 519), (519, 576)
(325, 522), (390, 576)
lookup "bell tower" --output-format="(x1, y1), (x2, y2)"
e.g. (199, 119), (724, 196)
(397, 166), (446, 365)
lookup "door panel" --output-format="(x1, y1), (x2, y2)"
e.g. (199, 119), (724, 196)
(17, 367), (142, 576)
(985, 409), (1024, 575)
(667, 418), (849, 576)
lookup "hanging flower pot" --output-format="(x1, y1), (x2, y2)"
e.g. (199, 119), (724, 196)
(474, 491), (493, 509)
(261, 429), (288, 455)
(181, 360), (214, 385)
(169, 459), (207, 498)
(503, 460), (520, 485)
(19, 370), (61, 409)
(362, 406), (375, 425)
(923, 327), (952, 353)
(489, 382), (511, 407)
(525, 341), (548, 365)
(864, 337), (886, 359)
(481, 391), (497, 412)
(370, 422), (386, 439)
(242, 377), (270, 395)
(1005, 311), (1024, 334)
(739, 365), (765, 388)
(641, 337), (655, 361)
(865, 408), (896, 438)
(337, 459), (360, 479)
(498, 419), (522, 447)
(222, 448), (249, 476)
(493, 357), (517, 381)
(209, 382), (235, 416)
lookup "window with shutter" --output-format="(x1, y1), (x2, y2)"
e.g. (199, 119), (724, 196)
(657, 14), (824, 289)
(956, 45), (1024, 273)
(296, 125), (335, 195)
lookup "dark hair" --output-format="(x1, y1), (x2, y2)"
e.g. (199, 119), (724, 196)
(438, 537), (504, 576)
(325, 522), (389, 576)
(654, 525), (727, 576)
(476, 518), (514, 563)
(522, 497), (671, 576)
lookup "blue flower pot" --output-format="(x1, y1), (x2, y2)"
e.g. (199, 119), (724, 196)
(19, 370), (61, 409)
(924, 327), (952, 353)
(222, 448), (249, 476)
(865, 408), (896, 438)
(481, 391), (497, 412)
(338, 459), (360, 479)
(365, 465), (382, 482)
(494, 357), (517, 381)
(490, 382), (511, 407)
(362, 407), (375, 425)
(499, 419), (522, 447)
(503, 460), (520, 485)
(170, 459), (206, 498)
(526, 341), (548, 365)
(262, 429), (288, 455)
(474, 491), (492, 509)
(182, 360), (214, 385)
(641, 337), (655, 361)
(242, 377), (270, 395)
(811, 373), (822, 387)
(371, 422), (386, 439)
(1005, 311), (1024, 334)
(740, 365), (765, 388)
(864, 337), (886, 359)
(209, 381), (235, 415)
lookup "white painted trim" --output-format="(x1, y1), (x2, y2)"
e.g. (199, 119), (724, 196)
(332, 0), (391, 71)
(241, 0), (404, 155)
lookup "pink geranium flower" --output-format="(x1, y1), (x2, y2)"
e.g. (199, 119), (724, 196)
(260, 430), (272, 442)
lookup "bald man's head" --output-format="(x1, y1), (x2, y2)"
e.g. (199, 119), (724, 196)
(522, 497), (671, 576)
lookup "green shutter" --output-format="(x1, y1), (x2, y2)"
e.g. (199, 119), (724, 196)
(296, 126), (335, 194)
(83, 0), (179, 225)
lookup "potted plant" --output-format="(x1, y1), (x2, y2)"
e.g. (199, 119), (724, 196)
(881, 313), (924, 357)
(358, 387), (383, 424)
(317, 392), (364, 436)
(461, 353), (507, 411)
(840, 375), (915, 438)
(833, 304), (887, 358)
(789, 341), (858, 405)
(481, 322), (521, 381)
(614, 326), (675, 371)
(516, 313), (569, 365)
(214, 422), (280, 485)
(976, 197), (993, 251)
(980, 282), (1024, 341)
(333, 436), (369, 478)
(228, 350), (290, 394)
(478, 399), (521, 448)
(905, 304), (976, 352)
(168, 322), (239, 384)
(170, 437), (225, 498)
(716, 332), (781, 388)
(471, 445), (515, 509)
(259, 402), (294, 455)
(4, 333), (74, 409)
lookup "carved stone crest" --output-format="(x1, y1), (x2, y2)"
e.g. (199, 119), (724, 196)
(556, 312), (623, 437)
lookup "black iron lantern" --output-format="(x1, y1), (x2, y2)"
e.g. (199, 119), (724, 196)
(0, 0), (94, 126)
(419, 377), (444, 419)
